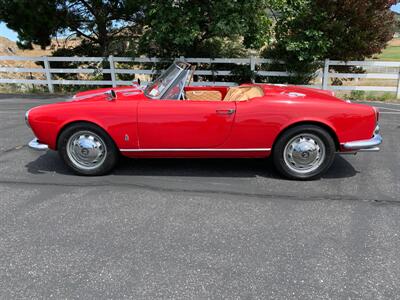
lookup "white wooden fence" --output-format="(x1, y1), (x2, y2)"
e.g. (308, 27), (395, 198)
(1, 55), (400, 98)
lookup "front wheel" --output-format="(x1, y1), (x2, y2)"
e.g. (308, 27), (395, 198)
(272, 125), (336, 180)
(58, 123), (118, 176)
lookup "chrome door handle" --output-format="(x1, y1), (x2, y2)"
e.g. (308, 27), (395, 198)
(216, 109), (235, 115)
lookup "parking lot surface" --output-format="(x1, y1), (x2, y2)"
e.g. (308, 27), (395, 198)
(0, 94), (399, 299)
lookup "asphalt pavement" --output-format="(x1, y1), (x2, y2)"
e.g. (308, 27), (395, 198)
(0, 94), (399, 299)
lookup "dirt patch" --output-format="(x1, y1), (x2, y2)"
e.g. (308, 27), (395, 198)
(389, 38), (400, 47)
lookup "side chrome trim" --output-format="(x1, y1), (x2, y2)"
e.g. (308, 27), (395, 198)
(120, 148), (271, 152)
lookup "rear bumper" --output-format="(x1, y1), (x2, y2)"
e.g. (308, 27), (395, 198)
(342, 126), (382, 152)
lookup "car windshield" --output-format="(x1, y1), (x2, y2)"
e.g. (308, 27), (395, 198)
(144, 62), (188, 99)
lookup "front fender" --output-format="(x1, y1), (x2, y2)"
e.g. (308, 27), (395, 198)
(28, 100), (138, 151)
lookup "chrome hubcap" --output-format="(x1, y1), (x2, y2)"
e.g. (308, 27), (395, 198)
(283, 134), (325, 174)
(66, 131), (107, 170)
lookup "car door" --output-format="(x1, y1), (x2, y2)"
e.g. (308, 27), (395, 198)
(138, 99), (236, 149)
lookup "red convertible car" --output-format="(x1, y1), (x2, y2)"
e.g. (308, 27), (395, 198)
(25, 62), (382, 180)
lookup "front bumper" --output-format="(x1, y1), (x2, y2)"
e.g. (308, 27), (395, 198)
(28, 138), (48, 150)
(26, 109), (49, 150)
(342, 126), (382, 152)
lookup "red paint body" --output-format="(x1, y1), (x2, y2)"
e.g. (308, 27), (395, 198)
(27, 84), (377, 158)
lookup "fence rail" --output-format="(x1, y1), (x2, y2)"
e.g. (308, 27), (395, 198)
(1, 55), (400, 97)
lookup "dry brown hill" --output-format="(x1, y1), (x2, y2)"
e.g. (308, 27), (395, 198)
(0, 36), (81, 57)
(0, 36), (81, 80)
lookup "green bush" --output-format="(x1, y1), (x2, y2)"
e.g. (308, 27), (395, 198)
(365, 92), (395, 102)
(348, 90), (366, 100)
(346, 91), (395, 102)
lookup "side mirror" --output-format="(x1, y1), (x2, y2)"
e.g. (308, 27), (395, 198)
(105, 89), (117, 101)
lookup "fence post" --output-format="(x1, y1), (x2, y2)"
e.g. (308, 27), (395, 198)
(43, 56), (54, 93)
(108, 55), (117, 87)
(250, 56), (256, 83)
(396, 70), (400, 99)
(322, 58), (330, 90)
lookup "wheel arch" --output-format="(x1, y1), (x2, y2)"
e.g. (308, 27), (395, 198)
(55, 120), (117, 151)
(272, 121), (340, 152)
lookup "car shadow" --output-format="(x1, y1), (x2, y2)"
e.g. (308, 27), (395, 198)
(26, 151), (359, 180)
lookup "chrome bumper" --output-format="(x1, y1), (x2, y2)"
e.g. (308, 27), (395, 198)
(28, 138), (48, 150)
(342, 126), (382, 152)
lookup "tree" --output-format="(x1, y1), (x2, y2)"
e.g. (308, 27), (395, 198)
(139, 0), (273, 58)
(394, 12), (400, 33)
(263, 0), (397, 84)
(0, 0), (146, 57)
(1, 0), (397, 86)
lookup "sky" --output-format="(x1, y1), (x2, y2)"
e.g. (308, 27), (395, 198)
(1, 4), (400, 41)
(0, 22), (18, 41)
(392, 3), (400, 13)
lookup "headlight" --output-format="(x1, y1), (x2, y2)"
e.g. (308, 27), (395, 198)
(25, 110), (30, 128)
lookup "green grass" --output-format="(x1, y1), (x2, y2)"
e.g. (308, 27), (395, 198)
(375, 45), (400, 61)
(337, 91), (398, 102)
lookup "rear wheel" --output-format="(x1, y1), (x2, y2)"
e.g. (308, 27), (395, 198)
(272, 125), (336, 180)
(58, 123), (118, 176)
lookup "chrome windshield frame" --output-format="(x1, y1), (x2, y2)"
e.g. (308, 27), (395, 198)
(161, 69), (191, 101)
(144, 61), (191, 100)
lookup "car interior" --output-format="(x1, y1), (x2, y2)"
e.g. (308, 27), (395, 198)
(144, 62), (265, 102)
(184, 86), (265, 102)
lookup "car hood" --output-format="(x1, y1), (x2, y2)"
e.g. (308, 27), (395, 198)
(69, 85), (143, 102)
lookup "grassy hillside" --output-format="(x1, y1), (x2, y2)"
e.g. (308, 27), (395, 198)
(377, 46), (400, 60)
(374, 38), (400, 61)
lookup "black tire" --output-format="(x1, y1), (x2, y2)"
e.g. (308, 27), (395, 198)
(57, 122), (118, 176)
(272, 125), (336, 180)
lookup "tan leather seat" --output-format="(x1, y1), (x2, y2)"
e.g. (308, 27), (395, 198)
(224, 86), (264, 101)
(185, 90), (222, 101)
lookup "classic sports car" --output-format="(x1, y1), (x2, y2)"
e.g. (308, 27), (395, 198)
(25, 61), (382, 180)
